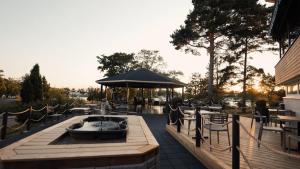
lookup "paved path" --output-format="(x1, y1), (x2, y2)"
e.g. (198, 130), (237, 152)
(142, 114), (206, 169)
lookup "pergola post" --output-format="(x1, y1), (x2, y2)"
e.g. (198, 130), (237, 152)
(105, 86), (107, 100)
(126, 83), (129, 104)
(166, 88), (169, 104)
(100, 85), (103, 100)
(182, 87), (184, 102)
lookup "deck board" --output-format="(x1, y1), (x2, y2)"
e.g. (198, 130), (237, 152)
(0, 115), (159, 169)
(167, 116), (300, 169)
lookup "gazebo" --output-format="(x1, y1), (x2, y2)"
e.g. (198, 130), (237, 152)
(96, 68), (186, 104)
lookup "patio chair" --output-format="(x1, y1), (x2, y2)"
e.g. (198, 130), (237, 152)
(287, 134), (300, 153)
(203, 113), (231, 151)
(256, 110), (286, 148)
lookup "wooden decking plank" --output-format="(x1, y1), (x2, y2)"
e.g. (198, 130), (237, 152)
(15, 145), (144, 155)
(167, 116), (300, 169)
(16, 141), (148, 150)
(0, 115), (159, 167)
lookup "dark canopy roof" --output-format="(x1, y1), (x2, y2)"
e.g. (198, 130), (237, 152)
(96, 68), (185, 88)
(269, 0), (300, 40)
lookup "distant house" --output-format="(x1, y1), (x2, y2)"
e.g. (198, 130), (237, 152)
(69, 91), (88, 101)
(269, 0), (300, 115)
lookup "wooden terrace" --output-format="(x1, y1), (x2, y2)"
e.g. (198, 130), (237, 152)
(166, 112), (300, 169)
(0, 115), (159, 169)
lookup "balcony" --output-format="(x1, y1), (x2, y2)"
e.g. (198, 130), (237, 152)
(275, 36), (300, 85)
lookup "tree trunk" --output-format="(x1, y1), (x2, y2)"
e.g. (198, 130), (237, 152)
(242, 38), (248, 112)
(208, 33), (215, 104)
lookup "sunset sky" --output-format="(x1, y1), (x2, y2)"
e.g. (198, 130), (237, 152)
(0, 0), (278, 89)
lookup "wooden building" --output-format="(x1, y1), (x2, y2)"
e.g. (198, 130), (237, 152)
(270, 0), (300, 116)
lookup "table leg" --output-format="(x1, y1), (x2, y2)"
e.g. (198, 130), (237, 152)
(187, 120), (190, 135)
(298, 122), (300, 152)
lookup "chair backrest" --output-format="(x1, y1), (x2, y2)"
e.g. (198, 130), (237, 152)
(211, 113), (228, 124)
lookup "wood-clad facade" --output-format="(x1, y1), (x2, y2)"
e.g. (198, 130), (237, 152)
(275, 36), (300, 85)
(270, 0), (300, 115)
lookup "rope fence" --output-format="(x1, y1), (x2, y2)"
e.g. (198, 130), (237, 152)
(236, 146), (254, 169)
(32, 106), (47, 112)
(0, 102), (76, 140)
(30, 112), (49, 122)
(236, 120), (300, 159)
(7, 108), (30, 115)
(7, 119), (29, 133)
(165, 105), (300, 169)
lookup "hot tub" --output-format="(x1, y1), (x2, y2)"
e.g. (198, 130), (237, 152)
(66, 116), (127, 140)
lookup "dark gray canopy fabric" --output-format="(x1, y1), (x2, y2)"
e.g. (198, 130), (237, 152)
(96, 68), (185, 88)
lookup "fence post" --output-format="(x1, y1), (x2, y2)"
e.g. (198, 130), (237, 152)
(44, 104), (49, 124)
(1, 112), (8, 139)
(177, 106), (181, 133)
(26, 106), (32, 131)
(166, 103), (170, 125)
(195, 107), (201, 147)
(232, 114), (240, 169)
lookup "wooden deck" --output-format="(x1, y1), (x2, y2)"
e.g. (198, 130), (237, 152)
(166, 116), (300, 169)
(0, 115), (159, 169)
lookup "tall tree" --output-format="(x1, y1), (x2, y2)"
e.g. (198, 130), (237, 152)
(135, 49), (165, 72)
(29, 64), (43, 101)
(20, 75), (33, 103)
(171, 0), (232, 103)
(165, 70), (184, 81)
(0, 69), (5, 97)
(20, 64), (44, 103)
(42, 76), (50, 100)
(259, 73), (276, 105)
(97, 52), (136, 77)
(185, 73), (208, 99)
(225, 0), (271, 109)
(4, 78), (21, 97)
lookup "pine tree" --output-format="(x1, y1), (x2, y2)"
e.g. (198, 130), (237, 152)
(170, 0), (233, 103)
(0, 69), (6, 97)
(42, 76), (50, 100)
(20, 64), (44, 103)
(20, 75), (33, 103)
(225, 0), (272, 109)
(29, 64), (43, 101)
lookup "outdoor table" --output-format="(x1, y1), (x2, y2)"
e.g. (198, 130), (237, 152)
(268, 109), (289, 115)
(69, 107), (92, 115)
(208, 106), (222, 112)
(184, 110), (195, 116)
(200, 110), (221, 116)
(184, 110), (220, 116)
(277, 115), (300, 151)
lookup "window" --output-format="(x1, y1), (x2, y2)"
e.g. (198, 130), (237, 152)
(287, 84), (298, 94)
